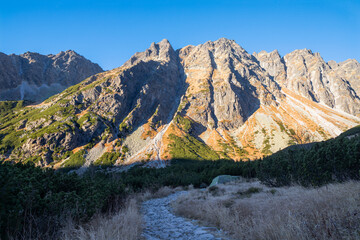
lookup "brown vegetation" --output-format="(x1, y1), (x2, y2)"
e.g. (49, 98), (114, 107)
(172, 180), (360, 240)
(60, 186), (180, 240)
(61, 199), (142, 240)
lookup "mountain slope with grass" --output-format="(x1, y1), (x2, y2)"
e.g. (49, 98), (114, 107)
(0, 38), (359, 167)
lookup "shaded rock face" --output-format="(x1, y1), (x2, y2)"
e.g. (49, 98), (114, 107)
(5, 40), (184, 162)
(1, 38), (359, 167)
(71, 39), (184, 135)
(0, 50), (103, 102)
(253, 49), (360, 116)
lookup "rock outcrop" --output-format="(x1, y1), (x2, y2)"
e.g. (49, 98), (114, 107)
(253, 49), (360, 116)
(0, 50), (103, 102)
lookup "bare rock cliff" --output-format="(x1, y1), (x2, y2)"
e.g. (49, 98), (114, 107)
(0, 50), (103, 102)
(253, 49), (360, 116)
(179, 38), (283, 130)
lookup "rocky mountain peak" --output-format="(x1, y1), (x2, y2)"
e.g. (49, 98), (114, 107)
(180, 38), (255, 68)
(333, 58), (360, 95)
(53, 50), (78, 58)
(339, 58), (360, 68)
(0, 50), (103, 102)
(253, 48), (360, 116)
(254, 49), (280, 57)
(124, 39), (177, 67)
(19, 51), (48, 64)
(202, 38), (248, 58)
(253, 49), (286, 83)
(203, 38), (238, 48)
(284, 49), (326, 65)
(327, 60), (338, 69)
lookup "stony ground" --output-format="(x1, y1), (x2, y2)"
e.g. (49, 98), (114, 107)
(141, 191), (229, 240)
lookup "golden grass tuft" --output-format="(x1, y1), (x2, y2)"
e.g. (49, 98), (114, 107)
(60, 186), (181, 240)
(61, 198), (142, 240)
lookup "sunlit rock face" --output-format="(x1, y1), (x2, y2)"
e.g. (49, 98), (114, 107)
(178, 38), (283, 131)
(0, 50), (103, 102)
(253, 49), (360, 117)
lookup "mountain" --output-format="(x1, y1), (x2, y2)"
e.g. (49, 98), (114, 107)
(253, 49), (360, 116)
(0, 50), (103, 102)
(0, 38), (359, 168)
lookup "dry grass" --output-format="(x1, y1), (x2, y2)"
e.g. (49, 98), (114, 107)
(172, 180), (360, 240)
(61, 198), (142, 240)
(60, 186), (180, 240)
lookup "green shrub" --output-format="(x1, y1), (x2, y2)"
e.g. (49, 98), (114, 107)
(236, 187), (262, 198)
(174, 114), (192, 132)
(244, 187), (262, 194)
(77, 113), (98, 128)
(258, 129), (360, 187)
(0, 161), (125, 239)
(0, 101), (26, 118)
(168, 133), (220, 160)
(94, 152), (121, 166)
(24, 155), (42, 164)
(122, 145), (129, 154)
(269, 189), (277, 195)
(62, 150), (86, 168)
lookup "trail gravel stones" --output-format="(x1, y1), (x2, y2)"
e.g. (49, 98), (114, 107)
(142, 191), (228, 240)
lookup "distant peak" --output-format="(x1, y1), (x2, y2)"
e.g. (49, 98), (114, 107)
(340, 58), (360, 66)
(204, 38), (237, 47)
(53, 50), (83, 60)
(151, 39), (171, 47)
(64, 50), (78, 54)
(199, 38), (245, 52)
(261, 49), (279, 55)
(159, 39), (170, 45)
(327, 60), (338, 69)
(124, 39), (175, 67)
(149, 39), (173, 51)
(292, 48), (313, 55)
(60, 50), (79, 55)
(216, 37), (235, 43)
(22, 51), (41, 56)
(343, 58), (359, 63)
(253, 49), (281, 59)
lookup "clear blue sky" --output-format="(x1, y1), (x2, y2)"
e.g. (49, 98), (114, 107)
(1, 0), (359, 70)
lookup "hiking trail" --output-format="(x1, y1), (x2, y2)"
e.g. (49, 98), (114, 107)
(141, 191), (229, 240)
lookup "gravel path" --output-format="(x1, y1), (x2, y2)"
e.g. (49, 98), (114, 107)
(141, 191), (228, 240)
